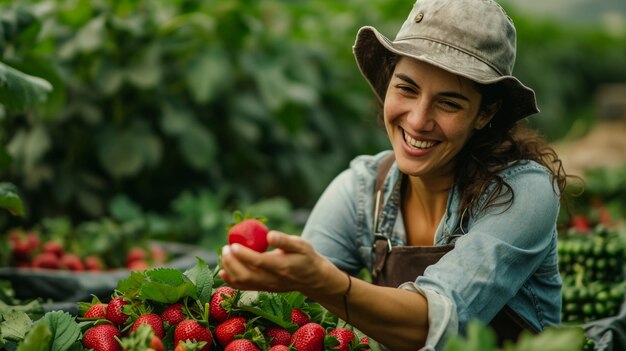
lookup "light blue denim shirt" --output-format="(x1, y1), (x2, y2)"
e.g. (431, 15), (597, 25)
(301, 150), (562, 350)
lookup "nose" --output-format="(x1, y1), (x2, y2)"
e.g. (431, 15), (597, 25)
(406, 99), (435, 132)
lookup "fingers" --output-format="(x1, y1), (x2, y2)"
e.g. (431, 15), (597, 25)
(219, 233), (322, 293)
(267, 231), (311, 254)
(219, 244), (290, 291)
(219, 245), (263, 289)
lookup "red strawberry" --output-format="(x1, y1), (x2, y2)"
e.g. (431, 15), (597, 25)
(174, 340), (209, 351)
(84, 303), (108, 319)
(227, 219), (269, 252)
(9, 230), (38, 262)
(265, 327), (291, 347)
(328, 328), (355, 351)
(150, 336), (165, 351)
(126, 246), (147, 266)
(570, 215), (590, 232)
(32, 252), (60, 269)
(161, 303), (186, 326)
(119, 323), (164, 351)
(24, 231), (40, 250)
(290, 308), (310, 327)
(224, 339), (260, 351)
(10, 239), (32, 262)
(215, 317), (247, 346)
(210, 286), (236, 322)
(85, 255), (105, 271)
(268, 346), (290, 351)
(174, 319), (213, 351)
(106, 297), (130, 325)
(290, 323), (325, 351)
(42, 240), (64, 257)
(128, 260), (150, 270)
(359, 336), (370, 350)
(150, 244), (168, 265)
(82, 324), (122, 351)
(60, 253), (85, 271)
(131, 313), (165, 339)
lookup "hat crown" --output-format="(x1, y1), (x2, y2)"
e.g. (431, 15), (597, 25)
(396, 0), (516, 76)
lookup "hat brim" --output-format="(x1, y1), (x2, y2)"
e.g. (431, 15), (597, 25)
(353, 26), (539, 123)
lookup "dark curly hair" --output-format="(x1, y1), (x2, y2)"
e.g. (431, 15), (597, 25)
(454, 84), (569, 217)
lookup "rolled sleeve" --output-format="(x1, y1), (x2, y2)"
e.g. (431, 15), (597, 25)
(399, 283), (458, 351)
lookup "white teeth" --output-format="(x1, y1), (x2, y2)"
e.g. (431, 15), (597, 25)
(404, 131), (436, 149)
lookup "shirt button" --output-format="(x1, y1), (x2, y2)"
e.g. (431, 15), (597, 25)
(414, 12), (424, 23)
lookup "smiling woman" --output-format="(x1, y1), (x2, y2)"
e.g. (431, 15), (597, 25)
(218, 0), (572, 349)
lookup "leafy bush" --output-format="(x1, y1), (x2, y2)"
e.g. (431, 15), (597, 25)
(0, 0), (624, 229)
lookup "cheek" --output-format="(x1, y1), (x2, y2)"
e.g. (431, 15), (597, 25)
(382, 95), (402, 123)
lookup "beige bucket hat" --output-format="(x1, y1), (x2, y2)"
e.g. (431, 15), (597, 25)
(353, 0), (539, 124)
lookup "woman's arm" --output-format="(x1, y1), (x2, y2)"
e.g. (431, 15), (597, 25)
(219, 232), (429, 351)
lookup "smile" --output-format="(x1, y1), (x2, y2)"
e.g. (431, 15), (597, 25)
(403, 131), (437, 149)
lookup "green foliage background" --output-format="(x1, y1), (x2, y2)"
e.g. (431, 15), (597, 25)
(1, 0), (625, 235)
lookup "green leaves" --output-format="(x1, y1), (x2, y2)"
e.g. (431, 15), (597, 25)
(37, 311), (81, 351)
(508, 326), (585, 351)
(444, 321), (586, 351)
(97, 122), (162, 179)
(0, 309), (81, 351)
(0, 61), (52, 112)
(237, 291), (299, 331)
(184, 257), (215, 306)
(0, 182), (24, 216)
(16, 323), (51, 351)
(185, 47), (232, 104)
(0, 310), (31, 341)
(116, 268), (198, 304)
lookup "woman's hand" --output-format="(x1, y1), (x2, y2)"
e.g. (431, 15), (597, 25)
(218, 231), (345, 297)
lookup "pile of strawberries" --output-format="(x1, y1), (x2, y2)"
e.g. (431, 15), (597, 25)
(78, 275), (371, 351)
(6, 228), (166, 271)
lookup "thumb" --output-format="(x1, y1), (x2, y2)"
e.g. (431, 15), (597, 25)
(267, 231), (309, 253)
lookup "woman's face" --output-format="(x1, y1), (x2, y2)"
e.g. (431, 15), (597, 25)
(383, 57), (492, 180)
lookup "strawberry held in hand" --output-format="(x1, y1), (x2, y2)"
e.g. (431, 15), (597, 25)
(227, 217), (269, 253)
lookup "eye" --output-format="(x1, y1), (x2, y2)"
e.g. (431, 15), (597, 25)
(439, 100), (463, 112)
(394, 84), (416, 95)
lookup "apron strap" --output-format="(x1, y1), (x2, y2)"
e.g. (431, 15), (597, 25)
(371, 153), (396, 280)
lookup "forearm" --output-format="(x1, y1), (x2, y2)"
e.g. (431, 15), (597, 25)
(306, 266), (429, 351)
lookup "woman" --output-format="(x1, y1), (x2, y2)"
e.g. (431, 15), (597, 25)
(219, 0), (567, 349)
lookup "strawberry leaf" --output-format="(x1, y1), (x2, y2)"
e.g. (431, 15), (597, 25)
(0, 182), (25, 217)
(281, 291), (307, 308)
(305, 302), (337, 329)
(77, 295), (102, 317)
(37, 311), (81, 351)
(184, 257), (214, 305)
(237, 292), (297, 332)
(139, 268), (197, 303)
(117, 270), (149, 297)
(324, 334), (341, 348)
(16, 323), (51, 351)
(511, 326), (585, 351)
(0, 298), (45, 322)
(0, 310), (31, 340)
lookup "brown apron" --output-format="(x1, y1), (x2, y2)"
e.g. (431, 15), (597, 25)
(370, 154), (538, 345)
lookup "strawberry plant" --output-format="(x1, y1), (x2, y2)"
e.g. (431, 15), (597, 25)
(1, 257), (604, 351)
